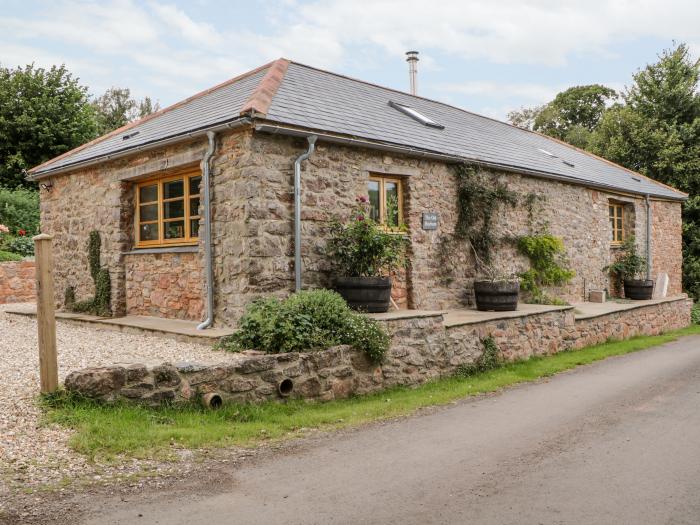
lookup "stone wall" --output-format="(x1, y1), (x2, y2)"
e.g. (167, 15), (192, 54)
(125, 251), (204, 320)
(651, 199), (683, 295)
(64, 297), (691, 405)
(0, 260), (35, 304)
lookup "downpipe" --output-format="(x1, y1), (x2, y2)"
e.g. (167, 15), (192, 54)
(197, 131), (217, 330)
(294, 135), (317, 292)
(645, 194), (652, 280)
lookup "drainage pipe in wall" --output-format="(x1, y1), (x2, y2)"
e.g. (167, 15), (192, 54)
(645, 194), (652, 280)
(197, 131), (217, 330)
(293, 135), (318, 292)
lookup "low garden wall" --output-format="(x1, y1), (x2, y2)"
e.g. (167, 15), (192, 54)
(0, 260), (35, 304)
(64, 297), (692, 405)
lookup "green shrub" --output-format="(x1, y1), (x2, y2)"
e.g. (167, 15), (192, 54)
(220, 289), (389, 362)
(692, 303), (700, 325)
(0, 250), (22, 262)
(5, 235), (34, 256)
(64, 231), (111, 316)
(456, 336), (502, 376)
(517, 234), (575, 304)
(0, 187), (40, 236)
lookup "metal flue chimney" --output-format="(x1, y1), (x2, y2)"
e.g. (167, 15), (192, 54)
(406, 51), (419, 95)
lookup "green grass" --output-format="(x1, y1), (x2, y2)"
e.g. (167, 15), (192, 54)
(43, 325), (700, 461)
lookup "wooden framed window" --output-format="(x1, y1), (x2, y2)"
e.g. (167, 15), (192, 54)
(367, 176), (404, 231)
(135, 168), (201, 248)
(609, 203), (624, 245)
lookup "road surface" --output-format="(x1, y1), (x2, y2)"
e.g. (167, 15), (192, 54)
(78, 336), (700, 524)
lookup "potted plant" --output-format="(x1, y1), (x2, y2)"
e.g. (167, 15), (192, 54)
(325, 196), (407, 313)
(470, 242), (520, 311)
(605, 237), (653, 300)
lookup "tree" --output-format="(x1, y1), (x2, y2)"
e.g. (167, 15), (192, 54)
(91, 88), (160, 135)
(0, 64), (98, 189)
(509, 85), (617, 149)
(591, 43), (700, 297)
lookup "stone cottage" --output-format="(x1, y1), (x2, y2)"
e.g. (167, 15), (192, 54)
(29, 58), (687, 328)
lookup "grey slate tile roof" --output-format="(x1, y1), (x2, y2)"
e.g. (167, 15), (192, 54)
(31, 60), (686, 201)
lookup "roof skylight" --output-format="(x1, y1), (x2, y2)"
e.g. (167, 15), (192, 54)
(537, 148), (557, 158)
(389, 101), (444, 129)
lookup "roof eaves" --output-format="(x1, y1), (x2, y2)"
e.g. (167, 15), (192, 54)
(28, 59), (278, 176)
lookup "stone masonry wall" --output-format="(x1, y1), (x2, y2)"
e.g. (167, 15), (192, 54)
(651, 199), (683, 295)
(64, 297), (691, 405)
(212, 132), (684, 322)
(0, 260), (35, 304)
(125, 252), (204, 320)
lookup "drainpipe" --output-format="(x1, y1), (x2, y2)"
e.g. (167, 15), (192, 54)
(645, 194), (652, 280)
(294, 135), (317, 292)
(197, 131), (217, 330)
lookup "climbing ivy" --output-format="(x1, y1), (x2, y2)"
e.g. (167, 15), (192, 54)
(517, 234), (575, 304)
(453, 163), (517, 263)
(65, 231), (111, 316)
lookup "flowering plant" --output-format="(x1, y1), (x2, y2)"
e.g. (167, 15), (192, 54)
(325, 196), (407, 277)
(0, 224), (8, 234)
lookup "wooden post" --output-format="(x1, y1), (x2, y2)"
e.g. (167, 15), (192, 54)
(33, 233), (58, 394)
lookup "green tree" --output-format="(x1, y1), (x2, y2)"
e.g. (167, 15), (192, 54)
(591, 43), (700, 297)
(92, 88), (160, 135)
(509, 85), (617, 149)
(0, 64), (97, 189)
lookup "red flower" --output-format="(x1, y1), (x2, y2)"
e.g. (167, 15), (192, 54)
(18, 229), (26, 236)
(356, 195), (368, 203)
(356, 214), (365, 221)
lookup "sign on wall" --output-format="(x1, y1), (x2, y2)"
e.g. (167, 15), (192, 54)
(422, 212), (439, 230)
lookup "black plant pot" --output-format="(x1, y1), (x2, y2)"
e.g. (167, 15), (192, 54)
(623, 279), (654, 300)
(474, 280), (520, 312)
(335, 276), (392, 313)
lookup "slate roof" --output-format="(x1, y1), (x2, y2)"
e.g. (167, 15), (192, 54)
(30, 59), (686, 201)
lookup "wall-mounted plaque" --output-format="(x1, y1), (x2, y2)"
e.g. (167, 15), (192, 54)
(422, 212), (439, 230)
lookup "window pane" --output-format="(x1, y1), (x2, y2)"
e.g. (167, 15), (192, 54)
(139, 184), (157, 203)
(163, 179), (184, 199)
(164, 220), (185, 239)
(385, 182), (399, 228)
(190, 219), (200, 237)
(139, 223), (159, 241)
(163, 199), (184, 219)
(368, 181), (380, 222)
(139, 203), (157, 222)
(190, 197), (200, 217)
(617, 217), (623, 230)
(190, 176), (201, 195)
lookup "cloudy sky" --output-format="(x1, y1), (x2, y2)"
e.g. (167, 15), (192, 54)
(2, 0), (699, 121)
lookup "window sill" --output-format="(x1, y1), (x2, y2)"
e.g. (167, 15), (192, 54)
(123, 246), (199, 255)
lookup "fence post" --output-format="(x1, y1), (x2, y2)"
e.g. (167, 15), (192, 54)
(33, 233), (58, 394)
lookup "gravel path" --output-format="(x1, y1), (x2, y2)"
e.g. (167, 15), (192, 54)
(0, 304), (241, 505)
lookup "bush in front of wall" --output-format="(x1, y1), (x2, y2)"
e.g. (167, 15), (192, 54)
(6, 235), (34, 257)
(0, 250), (22, 262)
(456, 336), (502, 377)
(64, 231), (111, 316)
(517, 234), (575, 304)
(219, 289), (389, 363)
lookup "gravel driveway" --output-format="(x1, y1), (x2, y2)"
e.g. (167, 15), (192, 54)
(0, 304), (240, 502)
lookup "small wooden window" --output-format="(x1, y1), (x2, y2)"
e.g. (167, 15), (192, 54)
(135, 168), (201, 248)
(609, 203), (624, 245)
(368, 176), (404, 231)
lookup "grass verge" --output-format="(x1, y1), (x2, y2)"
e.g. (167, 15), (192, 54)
(43, 325), (700, 461)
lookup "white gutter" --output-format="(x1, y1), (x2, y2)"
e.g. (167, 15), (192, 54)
(255, 123), (687, 203)
(293, 135), (317, 291)
(197, 131), (217, 330)
(28, 118), (252, 180)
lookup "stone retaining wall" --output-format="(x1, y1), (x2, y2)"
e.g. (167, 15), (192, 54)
(64, 297), (691, 405)
(0, 260), (35, 304)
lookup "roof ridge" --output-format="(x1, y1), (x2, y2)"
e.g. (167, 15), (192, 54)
(240, 58), (289, 116)
(29, 59), (278, 174)
(286, 60), (686, 198)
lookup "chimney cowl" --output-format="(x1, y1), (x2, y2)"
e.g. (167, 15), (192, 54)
(406, 51), (419, 95)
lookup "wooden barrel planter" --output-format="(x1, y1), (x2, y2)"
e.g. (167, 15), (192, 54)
(335, 276), (392, 313)
(474, 280), (520, 312)
(623, 279), (654, 300)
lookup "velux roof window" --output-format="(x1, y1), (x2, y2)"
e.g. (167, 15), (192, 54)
(389, 101), (444, 129)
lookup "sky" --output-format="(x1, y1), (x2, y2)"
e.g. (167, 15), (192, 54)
(1, 0), (699, 121)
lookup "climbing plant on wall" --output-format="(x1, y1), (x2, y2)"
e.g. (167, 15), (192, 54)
(65, 230), (111, 316)
(517, 234), (575, 304)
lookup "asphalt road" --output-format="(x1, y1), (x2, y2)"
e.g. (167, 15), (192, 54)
(80, 336), (700, 525)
